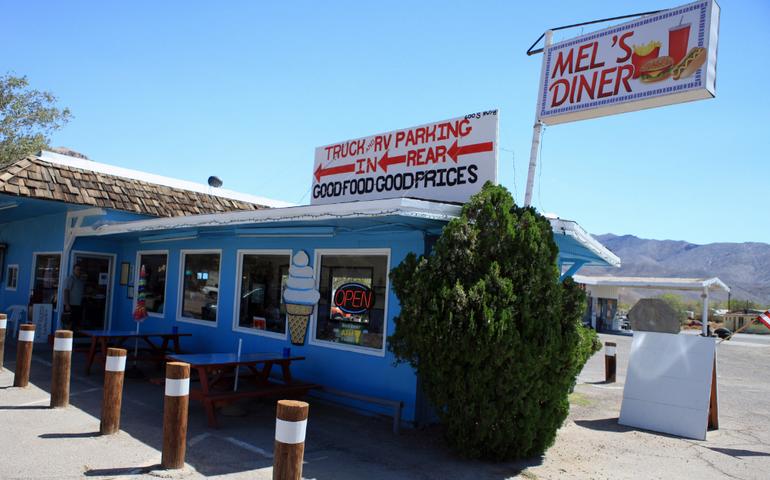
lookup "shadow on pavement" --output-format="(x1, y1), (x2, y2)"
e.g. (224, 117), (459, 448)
(39, 431), (100, 439)
(84, 465), (160, 476)
(0, 405), (50, 410)
(574, 418), (634, 433)
(707, 447), (770, 458)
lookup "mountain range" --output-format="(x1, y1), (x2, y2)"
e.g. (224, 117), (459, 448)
(581, 234), (770, 305)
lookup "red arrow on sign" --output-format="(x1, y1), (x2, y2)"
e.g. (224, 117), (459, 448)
(378, 150), (407, 173)
(447, 140), (494, 163)
(314, 162), (356, 182)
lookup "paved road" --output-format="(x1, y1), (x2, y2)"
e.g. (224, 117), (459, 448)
(1, 331), (769, 479)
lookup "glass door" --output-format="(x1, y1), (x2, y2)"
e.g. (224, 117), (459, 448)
(73, 254), (113, 330)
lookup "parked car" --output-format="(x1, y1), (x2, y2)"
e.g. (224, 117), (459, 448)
(713, 327), (732, 339)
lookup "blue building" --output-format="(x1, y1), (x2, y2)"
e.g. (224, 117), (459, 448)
(0, 150), (619, 425)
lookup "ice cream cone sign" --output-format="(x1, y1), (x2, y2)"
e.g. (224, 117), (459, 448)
(133, 264), (148, 322)
(283, 250), (320, 345)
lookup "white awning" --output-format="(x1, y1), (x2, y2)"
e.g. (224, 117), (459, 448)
(573, 275), (730, 293)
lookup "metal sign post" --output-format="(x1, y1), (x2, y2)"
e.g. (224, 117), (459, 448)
(524, 30), (552, 207)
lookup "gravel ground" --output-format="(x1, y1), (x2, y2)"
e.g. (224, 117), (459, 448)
(0, 332), (768, 479)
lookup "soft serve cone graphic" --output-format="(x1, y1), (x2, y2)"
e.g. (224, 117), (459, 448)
(283, 250), (320, 345)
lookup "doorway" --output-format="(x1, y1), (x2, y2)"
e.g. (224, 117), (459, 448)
(71, 252), (114, 331)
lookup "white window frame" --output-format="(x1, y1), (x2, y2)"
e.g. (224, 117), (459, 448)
(177, 249), (222, 327)
(134, 250), (169, 319)
(310, 248), (390, 357)
(30, 251), (62, 311)
(6, 264), (18, 291)
(232, 249), (291, 340)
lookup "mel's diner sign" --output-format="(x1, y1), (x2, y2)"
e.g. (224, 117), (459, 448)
(537, 0), (720, 125)
(311, 111), (498, 205)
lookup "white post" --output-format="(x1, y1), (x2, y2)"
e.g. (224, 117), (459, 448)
(233, 338), (242, 392)
(524, 29), (553, 207)
(701, 288), (709, 336)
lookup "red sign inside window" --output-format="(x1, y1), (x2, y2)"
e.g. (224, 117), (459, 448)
(333, 283), (375, 314)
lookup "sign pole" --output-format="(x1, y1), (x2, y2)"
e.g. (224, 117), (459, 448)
(524, 30), (552, 207)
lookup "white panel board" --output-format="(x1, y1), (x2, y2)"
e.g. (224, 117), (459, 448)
(619, 331), (715, 440)
(537, 0), (720, 125)
(311, 111), (498, 205)
(31, 303), (52, 343)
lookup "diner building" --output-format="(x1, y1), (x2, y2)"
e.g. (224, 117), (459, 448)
(0, 150), (620, 425)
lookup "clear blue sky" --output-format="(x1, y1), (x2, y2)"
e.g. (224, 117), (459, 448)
(3, 1), (767, 244)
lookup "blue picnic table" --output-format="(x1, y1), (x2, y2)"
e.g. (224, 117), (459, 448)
(166, 352), (318, 428)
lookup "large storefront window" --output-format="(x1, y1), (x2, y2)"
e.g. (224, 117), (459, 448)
(32, 253), (61, 309)
(315, 252), (388, 351)
(236, 252), (289, 335)
(137, 252), (168, 315)
(180, 251), (220, 322)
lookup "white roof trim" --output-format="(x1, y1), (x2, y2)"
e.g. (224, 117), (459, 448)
(81, 198), (462, 236)
(37, 150), (294, 208)
(573, 275), (730, 293)
(550, 218), (621, 267)
(76, 196), (619, 268)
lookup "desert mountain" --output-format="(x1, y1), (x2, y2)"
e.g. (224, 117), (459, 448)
(581, 234), (770, 305)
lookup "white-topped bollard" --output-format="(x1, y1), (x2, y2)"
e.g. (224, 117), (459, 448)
(162, 362), (190, 469)
(605, 341), (617, 383)
(13, 324), (35, 387)
(273, 399), (309, 480)
(100, 347), (127, 435)
(50, 330), (74, 407)
(0, 313), (7, 371)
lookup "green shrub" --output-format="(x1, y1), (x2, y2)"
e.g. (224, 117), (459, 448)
(389, 183), (600, 460)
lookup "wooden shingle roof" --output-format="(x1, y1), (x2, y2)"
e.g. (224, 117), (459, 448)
(0, 156), (272, 217)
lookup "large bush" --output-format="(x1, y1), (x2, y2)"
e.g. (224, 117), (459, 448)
(389, 183), (599, 460)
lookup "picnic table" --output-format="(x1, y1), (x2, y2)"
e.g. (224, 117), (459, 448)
(80, 329), (191, 375)
(166, 352), (319, 428)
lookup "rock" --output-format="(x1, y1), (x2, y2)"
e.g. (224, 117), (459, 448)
(628, 298), (681, 334)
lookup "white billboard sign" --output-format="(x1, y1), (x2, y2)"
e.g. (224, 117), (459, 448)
(311, 111), (498, 205)
(537, 0), (720, 125)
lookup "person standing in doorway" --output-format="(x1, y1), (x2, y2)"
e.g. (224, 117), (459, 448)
(64, 264), (85, 331)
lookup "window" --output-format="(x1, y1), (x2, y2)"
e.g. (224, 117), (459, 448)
(6, 264), (18, 291)
(136, 252), (168, 315)
(235, 251), (290, 336)
(32, 253), (61, 308)
(314, 251), (389, 352)
(180, 251), (221, 323)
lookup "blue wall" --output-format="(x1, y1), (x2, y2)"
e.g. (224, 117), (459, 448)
(0, 206), (150, 330)
(0, 211), (67, 311)
(74, 228), (425, 422)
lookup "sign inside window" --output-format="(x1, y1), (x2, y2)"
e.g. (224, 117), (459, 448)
(333, 283), (375, 315)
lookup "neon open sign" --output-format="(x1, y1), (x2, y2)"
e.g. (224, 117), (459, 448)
(334, 283), (375, 314)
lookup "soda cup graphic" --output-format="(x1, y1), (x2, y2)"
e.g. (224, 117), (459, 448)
(668, 23), (691, 65)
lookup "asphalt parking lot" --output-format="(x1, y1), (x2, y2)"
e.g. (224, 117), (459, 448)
(0, 332), (768, 479)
